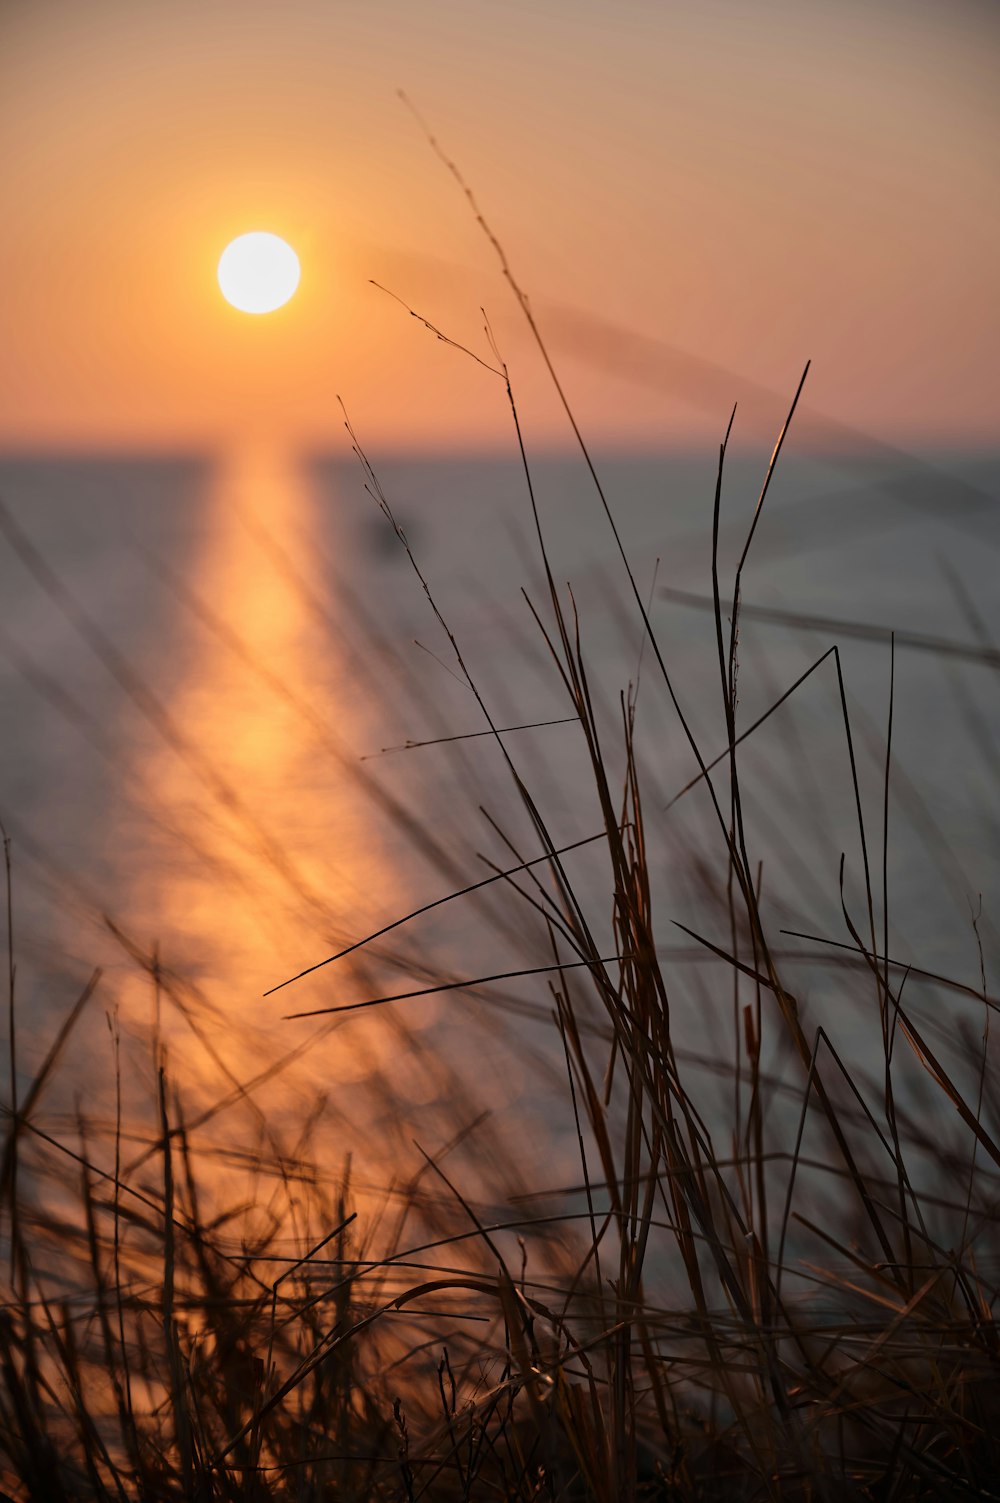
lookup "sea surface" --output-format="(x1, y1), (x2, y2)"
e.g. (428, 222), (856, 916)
(0, 442), (997, 1218)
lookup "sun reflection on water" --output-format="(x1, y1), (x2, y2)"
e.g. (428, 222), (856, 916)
(122, 446), (406, 1113)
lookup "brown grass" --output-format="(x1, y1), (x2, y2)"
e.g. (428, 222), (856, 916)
(0, 151), (998, 1501)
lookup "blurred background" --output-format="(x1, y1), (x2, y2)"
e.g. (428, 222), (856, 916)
(0, 0), (997, 1208)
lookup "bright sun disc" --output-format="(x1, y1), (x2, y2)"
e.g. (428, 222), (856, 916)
(218, 232), (300, 314)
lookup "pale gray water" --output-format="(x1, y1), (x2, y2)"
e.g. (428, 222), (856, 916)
(0, 443), (997, 1209)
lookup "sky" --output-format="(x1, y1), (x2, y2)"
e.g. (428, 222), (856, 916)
(1, 0), (997, 452)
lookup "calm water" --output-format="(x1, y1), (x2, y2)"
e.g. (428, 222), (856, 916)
(0, 443), (997, 1210)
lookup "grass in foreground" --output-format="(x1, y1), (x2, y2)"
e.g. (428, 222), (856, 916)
(1, 172), (998, 1501)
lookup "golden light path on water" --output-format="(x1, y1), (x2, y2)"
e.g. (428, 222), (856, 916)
(116, 447), (459, 1221)
(0, 443), (577, 1420)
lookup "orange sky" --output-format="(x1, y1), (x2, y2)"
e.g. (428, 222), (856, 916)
(1, 0), (997, 451)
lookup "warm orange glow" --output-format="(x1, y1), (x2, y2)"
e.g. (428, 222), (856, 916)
(0, 4), (996, 449)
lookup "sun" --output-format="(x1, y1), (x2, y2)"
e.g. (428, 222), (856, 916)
(217, 232), (300, 314)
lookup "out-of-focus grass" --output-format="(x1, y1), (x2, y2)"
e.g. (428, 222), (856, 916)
(1, 178), (998, 1500)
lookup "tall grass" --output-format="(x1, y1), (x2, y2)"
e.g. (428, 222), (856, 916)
(1, 178), (998, 1498)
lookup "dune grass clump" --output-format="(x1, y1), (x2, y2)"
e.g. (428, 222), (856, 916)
(1, 167), (998, 1500)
